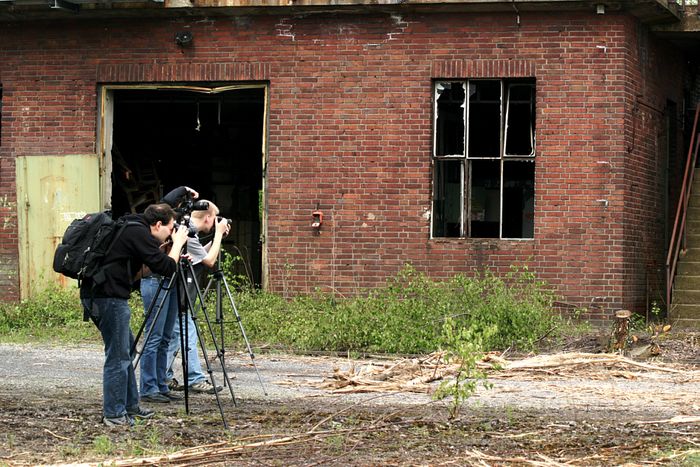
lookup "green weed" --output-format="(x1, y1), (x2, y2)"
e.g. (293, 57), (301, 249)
(433, 318), (494, 419)
(4, 433), (15, 449)
(58, 444), (82, 458)
(0, 284), (96, 342)
(91, 435), (114, 456)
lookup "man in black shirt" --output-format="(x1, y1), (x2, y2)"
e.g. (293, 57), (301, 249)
(81, 203), (188, 427)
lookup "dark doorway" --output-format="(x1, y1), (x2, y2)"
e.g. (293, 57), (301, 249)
(110, 86), (265, 287)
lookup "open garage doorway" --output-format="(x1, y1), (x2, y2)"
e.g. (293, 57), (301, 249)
(102, 84), (267, 288)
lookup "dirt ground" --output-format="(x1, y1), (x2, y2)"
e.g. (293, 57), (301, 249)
(0, 332), (699, 466)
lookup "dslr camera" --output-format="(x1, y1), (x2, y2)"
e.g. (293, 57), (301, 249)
(175, 196), (209, 217)
(172, 192), (210, 236)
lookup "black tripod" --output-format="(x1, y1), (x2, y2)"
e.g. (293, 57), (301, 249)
(199, 252), (267, 395)
(132, 255), (237, 429)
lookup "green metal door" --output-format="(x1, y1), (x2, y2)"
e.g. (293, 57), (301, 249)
(16, 155), (100, 298)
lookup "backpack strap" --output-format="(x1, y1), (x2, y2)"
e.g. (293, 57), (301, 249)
(89, 221), (141, 291)
(81, 221), (142, 322)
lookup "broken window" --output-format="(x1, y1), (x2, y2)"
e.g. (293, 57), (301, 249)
(432, 79), (535, 239)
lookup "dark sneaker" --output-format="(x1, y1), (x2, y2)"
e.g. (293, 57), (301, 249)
(167, 378), (182, 391)
(161, 391), (183, 401)
(127, 406), (155, 420)
(190, 380), (223, 394)
(103, 415), (134, 427)
(141, 393), (171, 403)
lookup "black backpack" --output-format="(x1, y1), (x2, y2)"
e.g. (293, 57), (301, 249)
(53, 211), (132, 286)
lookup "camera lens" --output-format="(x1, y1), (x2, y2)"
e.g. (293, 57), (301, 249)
(191, 200), (210, 211)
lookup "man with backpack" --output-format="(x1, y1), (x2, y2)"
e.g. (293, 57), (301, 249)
(80, 203), (188, 427)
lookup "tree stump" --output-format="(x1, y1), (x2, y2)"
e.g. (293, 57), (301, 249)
(610, 309), (632, 352)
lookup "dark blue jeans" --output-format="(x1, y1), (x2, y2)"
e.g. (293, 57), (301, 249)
(139, 276), (178, 396)
(83, 297), (139, 419)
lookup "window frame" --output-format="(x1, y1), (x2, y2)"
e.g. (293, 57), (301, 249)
(431, 78), (536, 240)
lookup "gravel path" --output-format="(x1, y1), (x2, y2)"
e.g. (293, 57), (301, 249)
(1, 342), (698, 420)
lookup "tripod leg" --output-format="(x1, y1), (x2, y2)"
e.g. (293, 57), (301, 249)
(216, 275), (227, 388)
(198, 273), (229, 390)
(178, 259), (236, 430)
(187, 268), (239, 406)
(177, 283), (190, 415)
(131, 274), (174, 368)
(220, 273), (268, 396)
(175, 262), (216, 414)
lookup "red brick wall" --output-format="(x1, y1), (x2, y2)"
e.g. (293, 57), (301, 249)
(0, 12), (686, 321)
(621, 24), (685, 318)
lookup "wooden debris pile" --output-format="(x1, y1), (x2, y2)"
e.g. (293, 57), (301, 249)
(312, 352), (700, 393)
(479, 351), (700, 381)
(316, 352), (456, 394)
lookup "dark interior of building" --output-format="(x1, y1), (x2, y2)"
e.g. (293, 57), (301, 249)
(111, 87), (265, 287)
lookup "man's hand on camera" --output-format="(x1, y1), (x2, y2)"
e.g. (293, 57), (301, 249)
(215, 217), (229, 237)
(171, 224), (188, 249)
(166, 225), (189, 263)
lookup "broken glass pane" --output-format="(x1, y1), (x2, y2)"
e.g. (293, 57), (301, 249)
(435, 82), (466, 157)
(505, 84), (535, 157)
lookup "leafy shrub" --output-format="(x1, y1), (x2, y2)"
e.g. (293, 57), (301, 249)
(220, 264), (559, 354)
(3, 263), (559, 354)
(447, 266), (557, 350)
(0, 284), (85, 337)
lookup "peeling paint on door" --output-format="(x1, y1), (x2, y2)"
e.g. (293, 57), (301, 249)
(16, 155), (100, 298)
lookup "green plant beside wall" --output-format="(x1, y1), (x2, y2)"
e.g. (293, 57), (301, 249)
(0, 284), (89, 340)
(2, 263), (561, 356)
(217, 264), (560, 355)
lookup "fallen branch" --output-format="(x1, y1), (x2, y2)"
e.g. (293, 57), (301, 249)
(658, 449), (700, 461)
(462, 448), (604, 466)
(635, 415), (700, 425)
(483, 352), (696, 376)
(308, 393), (393, 432)
(43, 429), (70, 441)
